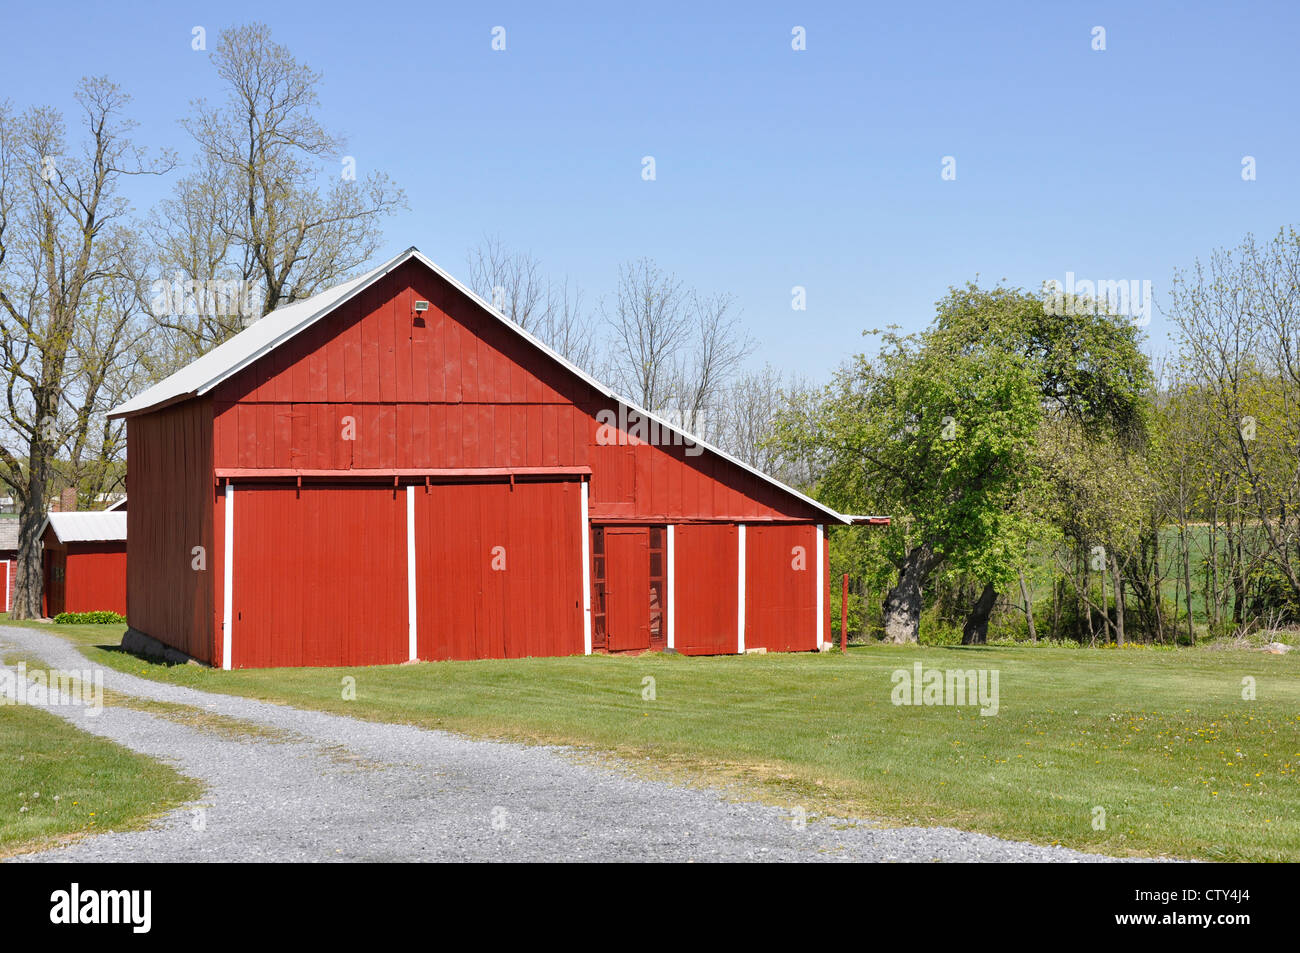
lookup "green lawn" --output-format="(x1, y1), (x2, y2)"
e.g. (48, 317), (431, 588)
(0, 703), (201, 857)
(1, 616), (203, 855)
(7, 616), (1293, 861)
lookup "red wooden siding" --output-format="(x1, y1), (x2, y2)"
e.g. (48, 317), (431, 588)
(744, 524), (818, 652)
(414, 479), (583, 660)
(229, 485), (407, 668)
(42, 542), (127, 616)
(605, 527), (651, 651)
(823, 527), (832, 646)
(208, 262), (824, 524)
(1, 557), (13, 613)
(127, 400), (215, 662)
(672, 523), (739, 655)
(123, 255), (838, 667)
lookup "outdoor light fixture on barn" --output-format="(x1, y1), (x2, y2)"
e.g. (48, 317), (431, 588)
(110, 247), (879, 669)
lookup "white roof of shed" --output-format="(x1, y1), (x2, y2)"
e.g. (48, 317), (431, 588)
(43, 511), (127, 543)
(109, 247), (850, 524)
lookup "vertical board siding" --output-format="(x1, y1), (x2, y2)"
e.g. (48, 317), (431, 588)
(126, 400), (214, 663)
(744, 524), (818, 652)
(209, 261), (825, 523)
(229, 485), (406, 668)
(54, 544), (127, 616)
(1, 558), (13, 612)
(414, 480), (583, 661)
(132, 258), (837, 669)
(672, 523), (739, 655)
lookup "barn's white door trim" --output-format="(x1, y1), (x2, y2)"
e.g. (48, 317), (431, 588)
(666, 525), (676, 650)
(222, 483), (234, 670)
(1, 559), (9, 614)
(406, 486), (417, 661)
(736, 524), (746, 654)
(581, 480), (592, 655)
(816, 524), (825, 650)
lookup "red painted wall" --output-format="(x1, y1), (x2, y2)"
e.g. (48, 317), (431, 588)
(414, 479), (583, 660)
(126, 400), (215, 662)
(1, 555), (13, 613)
(744, 524), (819, 652)
(42, 542), (127, 616)
(126, 258), (834, 667)
(228, 484), (407, 668)
(672, 524), (739, 655)
(208, 261), (824, 524)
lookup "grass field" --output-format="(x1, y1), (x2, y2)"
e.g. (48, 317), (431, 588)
(1, 617), (204, 856)
(0, 701), (201, 857)
(6, 616), (1294, 861)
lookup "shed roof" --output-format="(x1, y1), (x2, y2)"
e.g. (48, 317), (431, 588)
(42, 511), (128, 544)
(109, 247), (849, 524)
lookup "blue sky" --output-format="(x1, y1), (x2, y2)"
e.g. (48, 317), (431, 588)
(3, 0), (1296, 381)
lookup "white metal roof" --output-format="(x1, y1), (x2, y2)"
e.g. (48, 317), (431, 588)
(43, 511), (128, 543)
(109, 247), (850, 524)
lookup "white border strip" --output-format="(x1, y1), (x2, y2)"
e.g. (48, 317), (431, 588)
(581, 481), (592, 655)
(407, 486), (417, 661)
(222, 483), (234, 670)
(737, 524), (746, 654)
(816, 524), (825, 650)
(666, 525), (675, 650)
(2, 559), (8, 614)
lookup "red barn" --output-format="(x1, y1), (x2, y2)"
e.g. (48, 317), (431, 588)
(40, 512), (128, 617)
(109, 248), (850, 669)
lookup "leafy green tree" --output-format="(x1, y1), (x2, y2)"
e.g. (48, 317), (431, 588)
(777, 284), (1152, 644)
(777, 321), (1043, 642)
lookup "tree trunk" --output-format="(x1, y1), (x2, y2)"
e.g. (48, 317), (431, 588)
(1018, 568), (1037, 643)
(881, 543), (940, 644)
(1110, 551), (1125, 646)
(11, 468), (48, 620)
(961, 581), (997, 645)
(1099, 557), (1111, 643)
(1180, 523), (1195, 644)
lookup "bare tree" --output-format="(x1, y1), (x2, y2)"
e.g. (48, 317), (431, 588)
(669, 291), (753, 433)
(466, 236), (600, 373)
(0, 78), (173, 618)
(467, 235), (546, 331)
(538, 275), (599, 373)
(602, 258), (688, 412)
(713, 364), (805, 474)
(65, 235), (159, 505)
(154, 22), (405, 360)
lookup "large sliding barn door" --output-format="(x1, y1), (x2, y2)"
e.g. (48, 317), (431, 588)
(229, 485), (408, 668)
(414, 480), (583, 660)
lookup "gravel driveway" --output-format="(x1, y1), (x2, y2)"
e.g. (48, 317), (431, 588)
(1, 624), (1125, 863)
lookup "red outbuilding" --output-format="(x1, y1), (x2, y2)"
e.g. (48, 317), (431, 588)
(40, 512), (128, 617)
(1, 519), (17, 613)
(109, 248), (856, 669)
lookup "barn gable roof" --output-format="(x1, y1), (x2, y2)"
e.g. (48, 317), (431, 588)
(109, 248), (847, 523)
(42, 511), (128, 544)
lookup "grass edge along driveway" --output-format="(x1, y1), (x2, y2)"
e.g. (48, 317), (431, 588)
(0, 699), (201, 858)
(9, 616), (1300, 862)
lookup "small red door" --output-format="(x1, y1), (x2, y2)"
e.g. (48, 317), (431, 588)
(605, 527), (651, 651)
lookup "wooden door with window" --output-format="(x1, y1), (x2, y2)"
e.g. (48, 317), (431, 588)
(605, 527), (650, 651)
(592, 526), (667, 652)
